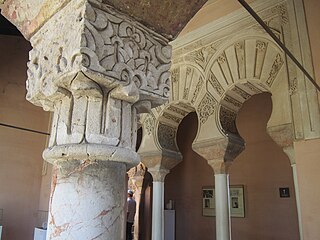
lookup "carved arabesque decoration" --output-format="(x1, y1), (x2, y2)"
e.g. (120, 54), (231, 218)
(27, 0), (172, 110)
(198, 92), (217, 124)
(158, 123), (178, 152)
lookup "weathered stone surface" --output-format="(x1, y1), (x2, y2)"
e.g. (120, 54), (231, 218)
(1, 0), (70, 39)
(1, 0), (207, 40)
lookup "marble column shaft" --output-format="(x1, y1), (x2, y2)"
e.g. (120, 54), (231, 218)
(149, 169), (169, 240)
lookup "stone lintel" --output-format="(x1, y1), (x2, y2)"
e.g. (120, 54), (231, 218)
(26, 0), (172, 111)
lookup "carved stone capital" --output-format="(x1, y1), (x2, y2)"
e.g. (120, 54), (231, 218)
(192, 135), (245, 162)
(26, 0), (172, 111)
(148, 168), (170, 182)
(140, 149), (182, 172)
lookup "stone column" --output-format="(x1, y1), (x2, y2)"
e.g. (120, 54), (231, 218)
(193, 136), (244, 240)
(148, 169), (169, 240)
(128, 163), (147, 240)
(210, 162), (231, 240)
(17, 0), (171, 239)
(140, 150), (182, 240)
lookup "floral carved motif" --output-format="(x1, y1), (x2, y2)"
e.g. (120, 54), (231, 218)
(198, 92), (217, 124)
(266, 53), (284, 87)
(158, 123), (178, 151)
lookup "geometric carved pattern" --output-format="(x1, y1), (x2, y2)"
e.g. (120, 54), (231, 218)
(198, 92), (217, 124)
(158, 123), (178, 151)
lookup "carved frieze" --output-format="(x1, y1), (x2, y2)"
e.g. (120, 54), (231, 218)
(198, 92), (217, 124)
(232, 86), (251, 100)
(163, 112), (181, 124)
(244, 82), (262, 94)
(167, 106), (188, 116)
(224, 95), (242, 109)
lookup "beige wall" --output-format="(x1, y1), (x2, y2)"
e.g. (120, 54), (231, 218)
(0, 36), (50, 240)
(294, 139), (320, 240)
(165, 93), (299, 240)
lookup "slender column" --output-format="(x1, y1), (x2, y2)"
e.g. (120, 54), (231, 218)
(283, 146), (303, 240)
(193, 136), (244, 240)
(149, 169), (169, 240)
(215, 174), (230, 240)
(211, 162), (231, 240)
(20, 0), (172, 239)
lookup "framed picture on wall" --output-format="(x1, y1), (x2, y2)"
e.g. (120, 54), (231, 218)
(202, 185), (245, 218)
